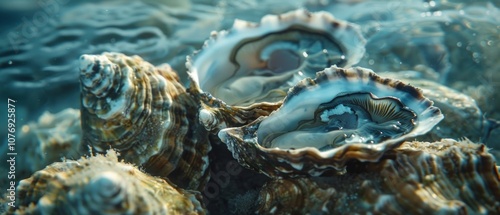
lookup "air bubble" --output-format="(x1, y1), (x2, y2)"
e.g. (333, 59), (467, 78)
(472, 52), (480, 60)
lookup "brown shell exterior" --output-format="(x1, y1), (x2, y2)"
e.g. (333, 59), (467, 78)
(79, 52), (210, 191)
(257, 177), (338, 214)
(379, 71), (488, 142)
(6, 150), (205, 214)
(14, 108), (83, 180)
(189, 85), (282, 134)
(256, 139), (500, 214)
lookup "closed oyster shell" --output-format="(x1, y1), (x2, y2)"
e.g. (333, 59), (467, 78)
(256, 139), (500, 214)
(219, 66), (443, 177)
(187, 9), (366, 106)
(79, 52), (210, 191)
(9, 108), (83, 181)
(5, 150), (205, 214)
(256, 177), (337, 214)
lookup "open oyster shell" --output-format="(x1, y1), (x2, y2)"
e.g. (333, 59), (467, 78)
(219, 66), (444, 177)
(187, 9), (366, 106)
(6, 150), (205, 214)
(79, 52), (210, 191)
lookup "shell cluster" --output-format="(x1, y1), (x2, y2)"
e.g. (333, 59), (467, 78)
(6, 150), (205, 215)
(4, 7), (500, 215)
(256, 139), (500, 214)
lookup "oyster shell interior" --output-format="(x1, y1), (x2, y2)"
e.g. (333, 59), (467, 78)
(188, 9), (366, 106)
(256, 66), (443, 151)
(272, 92), (417, 150)
(214, 29), (348, 105)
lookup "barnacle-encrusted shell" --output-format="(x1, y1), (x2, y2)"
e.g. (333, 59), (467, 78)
(187, 9), (366, 106)
(256, 139), (500, 214)
(193, 91), (282, 133)
(6, 150), (205, 214)
(79, 52), (210, 191)
(256, 177), (337, 214)
(14, 108), (83, 180)
(219, 66), (443, 177)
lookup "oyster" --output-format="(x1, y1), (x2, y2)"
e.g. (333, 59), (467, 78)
(219, 66), (444, 177)
(15, 108), (83, 180)
(79, 52), (210, 191)
(256, 139), (500, 214)
(187, 9), (366, 106)
(5, 150), (205, 214)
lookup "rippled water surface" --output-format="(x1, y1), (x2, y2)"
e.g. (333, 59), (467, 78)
(0, 0), (499, 213)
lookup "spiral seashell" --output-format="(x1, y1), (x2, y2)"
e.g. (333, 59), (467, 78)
(187, 9), (366, 106)
(79, 52), (210, 191)
(255, 139), (500, 214)
(218, 66), (444, 177)
(7, 150), (206, 214)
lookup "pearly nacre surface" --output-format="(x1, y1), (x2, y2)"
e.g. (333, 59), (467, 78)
(188, 9), (366, 106)
(258, 66), (443, 149)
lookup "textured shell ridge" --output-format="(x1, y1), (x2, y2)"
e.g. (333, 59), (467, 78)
(7, 150), (206, 214)
(79, 52), (210, 191)
(255, 139), (500, 214)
